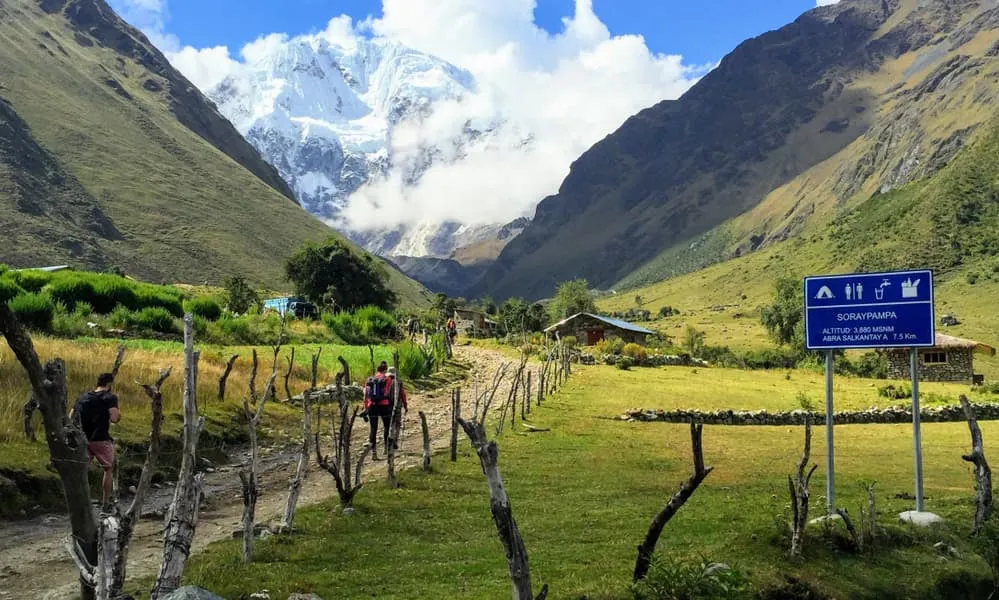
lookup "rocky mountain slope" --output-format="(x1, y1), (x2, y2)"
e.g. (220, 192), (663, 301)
(0, 0), (428, 305)
(207, 33), (525, 259)
(476, 0), (999, 301)
(386, 216), (530, 295)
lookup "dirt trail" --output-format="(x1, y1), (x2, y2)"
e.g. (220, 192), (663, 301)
(0, 345), (513, 600)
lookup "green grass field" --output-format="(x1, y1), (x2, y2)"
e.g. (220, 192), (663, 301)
(176, 362), (997, 599)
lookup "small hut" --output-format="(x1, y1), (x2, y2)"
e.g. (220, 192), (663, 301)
(545, 313), (653, 346)
(453, 308), (493, 337)
(885, 333), (996, 384)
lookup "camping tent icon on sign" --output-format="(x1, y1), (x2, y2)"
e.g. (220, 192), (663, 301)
(815, 285), (834, 300)
(901, 278), (921, 299)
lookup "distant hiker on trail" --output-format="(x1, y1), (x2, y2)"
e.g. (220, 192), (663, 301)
(446, 317), (457, 343)
(406, 316), (418, 342)
(362, 361), (408, 459)
(70, 373), (120, 507)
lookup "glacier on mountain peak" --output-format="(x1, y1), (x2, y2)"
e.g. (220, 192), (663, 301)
(207, 32), (511, 257)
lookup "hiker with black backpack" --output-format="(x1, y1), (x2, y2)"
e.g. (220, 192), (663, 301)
(362, 361), (408, 459)
(70, 373), (121, 507)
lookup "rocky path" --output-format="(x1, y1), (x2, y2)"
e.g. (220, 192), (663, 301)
(0, 345), (514, 600)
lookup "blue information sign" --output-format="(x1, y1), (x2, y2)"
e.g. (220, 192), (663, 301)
(804, 269), (935, 350)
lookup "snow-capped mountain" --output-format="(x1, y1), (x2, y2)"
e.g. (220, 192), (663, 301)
(207, 34), (521, 257)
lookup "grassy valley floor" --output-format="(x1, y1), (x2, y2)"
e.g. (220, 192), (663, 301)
(178, 361), (996, 599)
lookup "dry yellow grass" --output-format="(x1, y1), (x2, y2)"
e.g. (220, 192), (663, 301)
(0, 336), (316, 448)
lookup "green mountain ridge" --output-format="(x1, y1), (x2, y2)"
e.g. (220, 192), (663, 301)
(0, 0), (428, 306)
(476, 0), (999, 302)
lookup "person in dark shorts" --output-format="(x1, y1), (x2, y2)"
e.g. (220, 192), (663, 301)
(71, 373), (120, 506)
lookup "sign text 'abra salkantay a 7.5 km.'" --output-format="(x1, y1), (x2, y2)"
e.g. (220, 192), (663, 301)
(804, 269), (935, 350)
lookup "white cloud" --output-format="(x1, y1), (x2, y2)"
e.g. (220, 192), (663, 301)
(816, 0), (841, 6)
(111, 0), (711, 231)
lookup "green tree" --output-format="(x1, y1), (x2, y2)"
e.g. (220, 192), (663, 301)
(549, 278), (596, 320)
(760, 276), (804, 347)
(683, 325), (706, 356)
(285, 238), (397, 311)
(224, 275), (260, 314)
(431, 292), (457, 325)
(499, 298), (548, 335)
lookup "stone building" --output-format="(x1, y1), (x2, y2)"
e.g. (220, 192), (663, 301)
(545, 313), (653, 346)
(453, 308), (495, 337)
(885, 333), (996, 383)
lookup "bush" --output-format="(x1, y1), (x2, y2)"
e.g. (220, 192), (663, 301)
(108, 305), (134, 329)
(978, 381), (999, 395)
(631, 555), (752, 600)
(616, 356), (634, 370)
(967, 272), (980, 285)
(622, 343), (648, 361)
(396, 342), (436, 380)
(90, 276), (139, 313)
(185, 297), (223, 321)
(73, 302), (94, 317)
(43, 277), (96, 310)
(562, 335), (577, 348)
(878, 383), (912, 400)
(51, 311), (92, 338)
(324, 306), (397, 344)
(594, 336), (626, 354)
(135, 286), (184, 317)
(2, 269), (54, 293)
(853, 352), (888, 379)
(9, 292), (55, 331)
(0, 279), (25, 303)
(658, 305), (678, 318)
(131, 307), (179, 334)
(353, 305), (397, 339)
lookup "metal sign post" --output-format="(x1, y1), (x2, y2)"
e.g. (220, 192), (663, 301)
(804, 269), (935, 516)
(824, 350), (835, 514)
(910, 348), (924, 511)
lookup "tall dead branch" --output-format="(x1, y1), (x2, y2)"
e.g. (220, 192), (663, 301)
(239, 344), (281, 562)
(283, 347), (296, 401)
(0, 304), (99, 600)
(634, 423), (714, 582)
(217, 354), (239, 402)
(315, 378), (371, 510)
(961, 395), (993, 534)
(457, 404), (547, 600)
(280, 349), (321, 534)
(788, 416), (817, 557)
(337, 355), (351, 386)
(151, 315), (205, 600)
(450, 388), (461, 462)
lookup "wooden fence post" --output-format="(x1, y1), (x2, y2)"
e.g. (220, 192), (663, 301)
(450, 389), (460, 462)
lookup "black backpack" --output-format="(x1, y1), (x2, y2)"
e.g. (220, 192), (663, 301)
(367, 376), (389, 403)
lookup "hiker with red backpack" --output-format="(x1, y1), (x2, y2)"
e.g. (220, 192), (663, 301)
(362, 361), (408, 459)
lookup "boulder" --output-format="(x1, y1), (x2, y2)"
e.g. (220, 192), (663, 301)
(899, 511), (945, 527)
(288, 595), (324, 600)
(161, 587), (225, 600)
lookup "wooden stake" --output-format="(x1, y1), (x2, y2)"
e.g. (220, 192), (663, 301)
(152, 315), (205, 599)
(450, 389), (460, 462)
(420, 411), (432, 473)
(961, 395), (993, 534)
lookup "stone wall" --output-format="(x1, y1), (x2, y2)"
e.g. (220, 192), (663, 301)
(887, 348), (974, 383)
(579, 353), (708, 367)
(617, 402), (999, 425)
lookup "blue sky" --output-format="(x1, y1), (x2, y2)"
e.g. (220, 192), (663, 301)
(162, 0), (821, 65)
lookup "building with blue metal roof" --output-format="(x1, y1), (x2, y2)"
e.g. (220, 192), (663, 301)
(545, 312), (653, 346)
